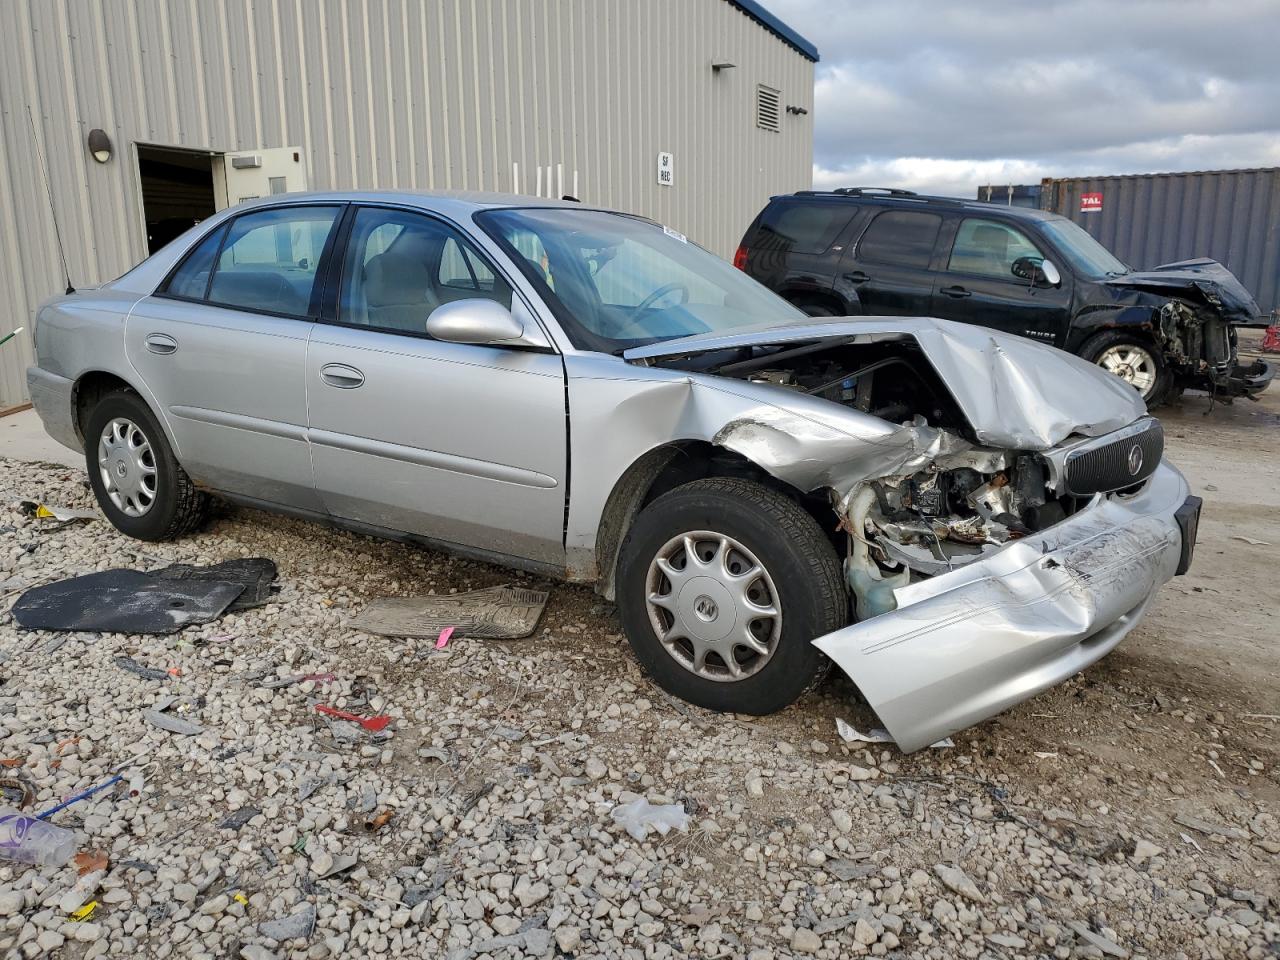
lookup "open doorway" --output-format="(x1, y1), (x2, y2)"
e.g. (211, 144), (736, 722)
(137, 145), (217, 253)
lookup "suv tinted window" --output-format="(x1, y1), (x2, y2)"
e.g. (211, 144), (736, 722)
(857, 211), (942, 268)
(339, 207), (512, 335)
(755, 201), (849, 255)
(948, 218), (1043, 280)
(206, 206), (340, 316)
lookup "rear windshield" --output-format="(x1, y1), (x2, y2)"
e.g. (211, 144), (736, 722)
(750, 200), (851, 255)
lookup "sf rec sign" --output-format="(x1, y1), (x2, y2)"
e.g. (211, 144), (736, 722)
(1080, 192), (1103, 213)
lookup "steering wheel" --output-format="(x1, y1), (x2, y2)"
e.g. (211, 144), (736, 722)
(611, 283), (690, 339)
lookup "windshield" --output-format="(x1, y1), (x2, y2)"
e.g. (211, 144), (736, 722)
(1039, 218), (1129, 280)
(476, 207), (805, 352)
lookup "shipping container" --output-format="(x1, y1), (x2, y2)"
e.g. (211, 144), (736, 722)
(1035, 168), (1280, 320)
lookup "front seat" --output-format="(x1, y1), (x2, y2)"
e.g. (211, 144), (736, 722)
(363, 231), (441, 332)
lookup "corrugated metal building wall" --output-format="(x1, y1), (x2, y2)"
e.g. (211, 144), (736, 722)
(0, 0), (816, 407)
(1038, 168), (1280, 319)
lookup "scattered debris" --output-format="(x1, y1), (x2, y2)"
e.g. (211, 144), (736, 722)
(351, 585), (549, 640)
(12, 569), (246, 634)
(835, 719), (953, 749)
(310, 850), (358, 879)
(1068, 920), (1130, 957)
(73, 851), (109, 875)
(36, 774), (125, 820)
(1173, 813), (1249, 841)
(315, 705), (392, 732)
(0, 808), (75, 865)
(435, 626), (455, 650)
(365, 809), (395, 832)
(218, 807), (261, 831)
(258, 902), (316, 940)
(143, 711), (205, 736)
(68, 901), (99, 922)
(609, 797), (690, 841)
(0, 776), (35, 809)
(826, 858), (877, 881)
(1231, 535), (1270, 546)
(114, 656), (171, 682)
(153, 558), (279, 611)
(19, 501), (99, 522)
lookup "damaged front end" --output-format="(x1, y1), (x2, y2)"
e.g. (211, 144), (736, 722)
(1106, 259), (1274, 398)
(625, 318), (1198, 751)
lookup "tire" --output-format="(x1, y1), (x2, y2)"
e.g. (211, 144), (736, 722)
(84, 389), (209, 541)
(1079, 330), (1171, 405)
(616, 477), (847, 715)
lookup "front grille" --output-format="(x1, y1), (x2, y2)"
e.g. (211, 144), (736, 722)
(1063, 417), (1163, 497)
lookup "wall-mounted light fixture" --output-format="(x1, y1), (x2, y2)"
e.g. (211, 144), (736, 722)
(711, 59), (736, 73)
(87, 128), (112, 163)
(786, 105), (808, 116)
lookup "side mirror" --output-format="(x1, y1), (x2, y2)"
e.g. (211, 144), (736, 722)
(425, 299), (525, 345)
(1011, 255), (1061, 287)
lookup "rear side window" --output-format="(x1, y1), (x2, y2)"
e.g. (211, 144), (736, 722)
(165, 225), (226, 300)
(753, 201), (849, 255)
(857, 211), (942, 268)
(207, 206), (339, 316)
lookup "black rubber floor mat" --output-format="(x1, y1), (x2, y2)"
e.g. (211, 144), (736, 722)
(11, 570), (246, 634)
(151, 558), (278, 611)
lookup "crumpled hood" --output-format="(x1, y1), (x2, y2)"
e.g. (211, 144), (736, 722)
(1104, 258), (1260, 323)
(624, 316), (1147, 450)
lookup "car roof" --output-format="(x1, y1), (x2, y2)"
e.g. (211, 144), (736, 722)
(775, 189), (1065, 223)
(224, 189), (599, 217)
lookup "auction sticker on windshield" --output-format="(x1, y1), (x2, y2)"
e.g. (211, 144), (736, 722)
(663, 225), (687, 243)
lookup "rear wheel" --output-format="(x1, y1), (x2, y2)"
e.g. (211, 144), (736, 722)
(84, 390), (209, 541)
(1080, 330), (1170, 404)
(616, 478), (847, 714)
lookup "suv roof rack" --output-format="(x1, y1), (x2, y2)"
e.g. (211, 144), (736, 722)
(793, 187), (969, 206)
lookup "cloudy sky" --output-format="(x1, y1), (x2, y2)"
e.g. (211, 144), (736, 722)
(767, 0), (1280, 197)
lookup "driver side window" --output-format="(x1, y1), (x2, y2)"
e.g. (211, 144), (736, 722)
(339, 208), (512, 335)
(947, 219), (1043, 280)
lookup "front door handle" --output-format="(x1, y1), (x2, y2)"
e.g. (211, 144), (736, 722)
(144, 333), (178, 355)
(844, 271), (870, 284)
(940, 285), (971, 299)
(320, 363), (365, 389)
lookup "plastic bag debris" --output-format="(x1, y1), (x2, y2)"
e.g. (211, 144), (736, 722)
(435, 626), (454, 650)
(20, 501), (99, 522)
(609, 797), (690, 841)
(351, 585), (549, 640)
(0, 807), (75, 866)
(835, 719), (953, 749)
(315, 704), (391, 732)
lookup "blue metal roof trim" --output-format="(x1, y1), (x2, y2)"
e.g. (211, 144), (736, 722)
(726, 0), (819, 62)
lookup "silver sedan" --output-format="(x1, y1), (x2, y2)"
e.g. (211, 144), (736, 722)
(27, 192), (1201, 750)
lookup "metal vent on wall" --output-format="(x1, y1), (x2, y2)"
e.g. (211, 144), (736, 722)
(756, 85), (781, 132)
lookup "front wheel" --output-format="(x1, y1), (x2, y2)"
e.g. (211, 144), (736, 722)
(84, 389), (210, 541)
(1080, 331), (1171, 404)
(616, 478), (847, 715)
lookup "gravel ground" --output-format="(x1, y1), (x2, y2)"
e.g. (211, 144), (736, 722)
(0, 367), (1277, 959)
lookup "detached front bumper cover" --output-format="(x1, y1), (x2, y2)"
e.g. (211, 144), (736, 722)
(813, 461), (1192, 752)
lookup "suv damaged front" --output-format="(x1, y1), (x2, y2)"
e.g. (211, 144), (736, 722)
(1092, 258), (1273, 398)
(627, 318), (1201, 751)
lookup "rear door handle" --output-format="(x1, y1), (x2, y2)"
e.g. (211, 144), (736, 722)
(320, 363), (365, 389)
(844, 271), (870, 284)
(940, 285), (971, 299)
(144, 333), (178, 355)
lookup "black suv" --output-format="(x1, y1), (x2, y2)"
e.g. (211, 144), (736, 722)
(736, 188), (1273, 404)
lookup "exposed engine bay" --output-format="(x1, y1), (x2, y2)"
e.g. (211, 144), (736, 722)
(699, 337), (1095, 620)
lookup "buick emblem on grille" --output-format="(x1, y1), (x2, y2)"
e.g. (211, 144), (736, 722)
(1127, 444), (1144, 476)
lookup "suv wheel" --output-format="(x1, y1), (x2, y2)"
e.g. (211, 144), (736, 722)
(1080, 331), (1170, 404)
(616, 478), (847, 714)
(84, 389), (210, 541)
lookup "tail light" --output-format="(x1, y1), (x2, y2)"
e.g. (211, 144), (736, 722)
(732, 245), (748, 271)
